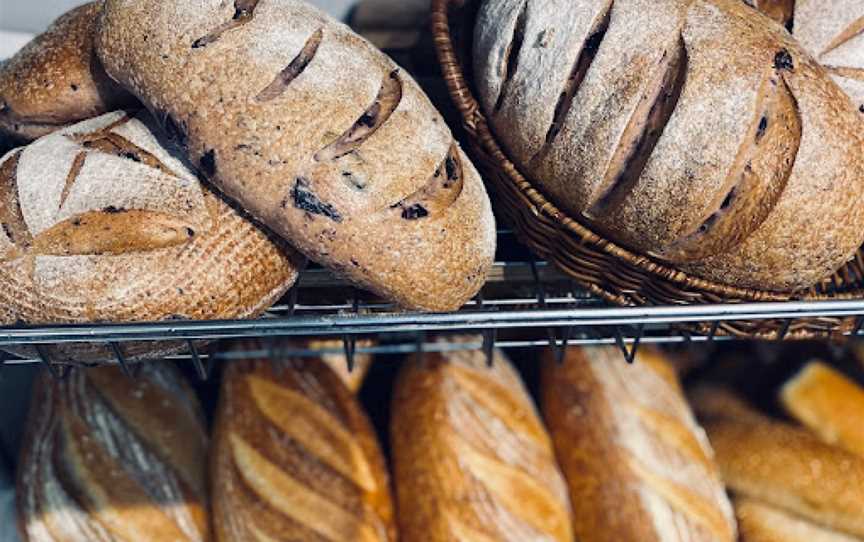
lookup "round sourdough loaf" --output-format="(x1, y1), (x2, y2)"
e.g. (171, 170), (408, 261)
(473, 0), (864, 291)
(95, 0), (496, 312)
(0, 2), (136, 147)
(0, 110), (303, 363)
(746, 0), (864, 114)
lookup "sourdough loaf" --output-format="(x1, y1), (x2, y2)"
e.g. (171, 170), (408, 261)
(704, 410), (864, 537)
(17, 364), (210, 541)
(474, 0), (864, 290)
(0, 110), (302, 363)
(735, 498), (862, 542)
(541, 346), (736, 541)
(391, 341), (574, 541)
(0, 2), (135, 146)
(212, 344), (395, 541)
(781, 361), (864, 457)
(749, 0), (864, 113)
(96, 0), (496, 312)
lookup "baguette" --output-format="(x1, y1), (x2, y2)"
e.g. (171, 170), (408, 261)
(735, 498), (862, 542)
(473, 0), (864, 290)
(212, 344), (395, 541)
(391, 342), (573, 541)
(704, 413), (864, 537)
(0, 110), (302, 363)
(0, 2), (135, 145)
(781, 361), (864, 457)
(96, 0), (496, 311)
(541, 346), (736, 541)
(17, 364), (209, 541)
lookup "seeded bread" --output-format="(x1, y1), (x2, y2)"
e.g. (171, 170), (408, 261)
(0, 2), (135, 146)
(474, 0), (864, 291)
(17, 364), (210, 541)
(541, 346), (736, 541)
(96, 0), (496, 312)
(0, 110), (303, 364)
(748, 0), (864, 113)
(212, 345), (396, 541)
(391, 341), (574, 542)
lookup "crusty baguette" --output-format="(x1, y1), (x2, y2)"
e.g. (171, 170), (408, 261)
(212, 344), (395, 541)
(688, 384), (768, 423)
(747, 0), (864, 113)
(0, 2), (135, 145)
(735, 498), (862, 542)
(541, 346), (736, 541)
(704, 413), (864, 537)
(0, 110), (302, 363)
(96, 0), (496, 311)
(781, 361), (864, 458)
(391, 341), (573, 542)
(17, 364), (210, 541)
(474, 0), (864, 291)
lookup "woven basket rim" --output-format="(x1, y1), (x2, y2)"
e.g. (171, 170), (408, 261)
(429, 0), (864, 305)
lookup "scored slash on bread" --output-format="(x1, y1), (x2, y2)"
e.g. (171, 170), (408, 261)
(16, 364), (210, 541)
(541, 346), (736, 542)
(0, 110), (303, 364)
(473, 0), (864, 291)
(0, 1), (136, 146)
(212, 344), (396, 541)
(96, 0), (497, 312)
(391, 340), (574, 542)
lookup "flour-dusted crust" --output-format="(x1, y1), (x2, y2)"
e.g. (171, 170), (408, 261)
(0, 2), (136, 145)
(541, 346), (736, 541)
(212, 346), (396, 541)
(747, 0), (864, 113)
(391, 339), (574, 542)
(474, 0), (864, 291)
(96, 0), (496, 312)
(17, 364), (210, 541)
(0, 110), (303, 363)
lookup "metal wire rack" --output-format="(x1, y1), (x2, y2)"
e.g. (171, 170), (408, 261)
(2, 229), (864, 376)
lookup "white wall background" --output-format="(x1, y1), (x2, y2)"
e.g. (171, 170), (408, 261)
(0, 0), (356, 32)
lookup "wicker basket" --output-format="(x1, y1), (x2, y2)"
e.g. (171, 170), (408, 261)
(430, 0), (864, 340)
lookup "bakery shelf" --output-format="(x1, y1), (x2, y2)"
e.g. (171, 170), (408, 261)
(1, 229), (863, 371)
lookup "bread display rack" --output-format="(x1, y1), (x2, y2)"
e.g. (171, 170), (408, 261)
(4, 228), (864, 376)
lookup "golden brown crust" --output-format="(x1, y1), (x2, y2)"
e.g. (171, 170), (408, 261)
(96, 0), (496, 311)
(541, 346), (735, 542)
(212, 343), (395, 541)
(391, 342), (573, 542)
(0, 110), (303, 364)
(705, 414), (864, 537)
(736, 498), (862, 542)
(17, 365), (210, 541)
(0, 2), (136, 144)
(781, 361), (864, 458)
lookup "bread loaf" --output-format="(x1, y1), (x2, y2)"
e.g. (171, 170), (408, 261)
(0, 2), (135, 146)
(541, 346), (736, 541)
(391, 342), (573, 541)
(473, 0), (864, 291)
(212, 344), (395, 541)
(735, 498), (862, 542)
(17, 363), (209, 541)
(96, 0), (496, 312)
(781, 362), (864, 457)
(304, 338), (374, 393)
(0, 110), (302, 363)
(748, 0), (864, 113)
(704, 412), (864, 537)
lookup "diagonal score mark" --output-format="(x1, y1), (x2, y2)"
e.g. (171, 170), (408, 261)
(256, 29), (324, 102)
(192, 0), (261, 49)
(820, 15), (864, 58)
